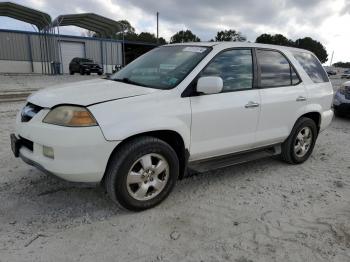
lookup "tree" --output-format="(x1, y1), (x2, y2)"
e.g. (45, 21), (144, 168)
(256, 33), (294, 47)
(114, 20), (138, 41)
(256, 34), (328, 63)
(333, 62), (350, 68)
(137, 32), (158, 43)
(157, 37), (167, 45)
(214, 29), (246, 42)
(170, 30), (200, 43)
(295, 37), (328, 63)
(117, 20), (135, 33)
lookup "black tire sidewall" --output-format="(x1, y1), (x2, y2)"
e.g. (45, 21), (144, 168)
(289, 118), (318, 163)
(106, 137), (179, 211)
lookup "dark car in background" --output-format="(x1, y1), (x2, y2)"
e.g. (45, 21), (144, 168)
(341, 70), (350, 79)
(69, 58), (103, 75)
(326, 69), (337, 76)
(333, 81), (350, 116)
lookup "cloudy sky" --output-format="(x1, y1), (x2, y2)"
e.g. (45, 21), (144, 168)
(1, 0), (350, 63)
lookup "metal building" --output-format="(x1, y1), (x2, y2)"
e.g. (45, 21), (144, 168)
(0, 2), (158, 75)
(0, 29), (123, 74)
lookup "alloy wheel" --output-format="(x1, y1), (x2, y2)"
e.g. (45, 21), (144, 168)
(126, 153), (169, 201)
(294, 127), (313, 158)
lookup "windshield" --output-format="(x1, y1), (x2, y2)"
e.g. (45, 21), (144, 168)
(110, 45), (211, 89)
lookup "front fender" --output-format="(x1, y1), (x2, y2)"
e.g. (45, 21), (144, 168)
(89, 92), (191, 149)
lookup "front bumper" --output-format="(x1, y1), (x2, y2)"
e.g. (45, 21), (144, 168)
(13, 107), (119, 182)
(84, 67), (103, 73)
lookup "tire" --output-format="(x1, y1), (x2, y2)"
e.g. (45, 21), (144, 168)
(69, 70), (74, 75)
(86, 72), (91, 75)
(281, 117), (318, 164)
(98, 72), (103, 76)
(80, 68), (85, 75)
(334, 108), (345, 118)
(105, 136), (179, 211)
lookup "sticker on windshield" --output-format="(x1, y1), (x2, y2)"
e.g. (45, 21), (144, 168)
(183, 47), (207, 53)
(160, 64), (177, 70)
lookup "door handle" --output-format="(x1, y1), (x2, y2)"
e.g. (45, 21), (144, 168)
(245, 101), (260, 108)
(296, 96), (307, 102)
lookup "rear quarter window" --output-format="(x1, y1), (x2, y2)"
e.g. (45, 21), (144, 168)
(292, 51), (329, 83)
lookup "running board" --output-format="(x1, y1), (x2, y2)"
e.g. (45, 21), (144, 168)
(188, 144), (281, 173)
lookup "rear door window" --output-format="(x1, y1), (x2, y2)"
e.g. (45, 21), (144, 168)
(256, 49), (300, 87)
(292, 51), (329, 83)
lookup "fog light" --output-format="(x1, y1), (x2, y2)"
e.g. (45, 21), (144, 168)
(43, 146), (54, 159)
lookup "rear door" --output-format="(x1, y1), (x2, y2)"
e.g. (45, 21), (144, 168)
(254, 48), (308, 147)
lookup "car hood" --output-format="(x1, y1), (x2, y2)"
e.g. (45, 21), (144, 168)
(28, 78), (159, 108)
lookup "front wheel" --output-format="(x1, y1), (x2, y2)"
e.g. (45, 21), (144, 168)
(104, 136), (179, 211)
(281, 117), (318, 164)
(80, 68), (85, 75)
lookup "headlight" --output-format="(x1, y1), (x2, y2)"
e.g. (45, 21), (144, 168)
(43, 106), (97, 127)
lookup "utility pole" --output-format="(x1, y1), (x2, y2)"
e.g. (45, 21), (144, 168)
(156, 12), (159, 44)
(329, 51), (334, 67)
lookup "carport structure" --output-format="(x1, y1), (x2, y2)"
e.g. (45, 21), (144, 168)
(0, 2), (55, 74)
(51, 13), (126, 73)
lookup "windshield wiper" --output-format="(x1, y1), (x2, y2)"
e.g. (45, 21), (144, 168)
(113, 77), (148, 87)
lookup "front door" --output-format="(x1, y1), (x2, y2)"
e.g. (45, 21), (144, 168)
(189, 49), (260, 161)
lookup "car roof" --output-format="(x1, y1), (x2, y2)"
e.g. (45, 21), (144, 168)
(166, 41), (312, 54)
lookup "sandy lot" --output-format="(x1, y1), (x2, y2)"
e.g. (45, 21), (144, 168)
(0, 74), (100, 93)
(0, 76), (350, 262)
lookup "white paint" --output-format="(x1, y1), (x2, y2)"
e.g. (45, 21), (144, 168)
(16, 42), (334, 183)
(60, 41), (85, 74)
(15, 109), (119, 182)
(28, 78), (158, 107)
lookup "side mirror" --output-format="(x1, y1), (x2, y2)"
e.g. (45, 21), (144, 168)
(196, 76), (223, 95)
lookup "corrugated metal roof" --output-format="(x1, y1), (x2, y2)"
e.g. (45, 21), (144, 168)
(52, 13), (123, 37)
(0, 2), (51, 30)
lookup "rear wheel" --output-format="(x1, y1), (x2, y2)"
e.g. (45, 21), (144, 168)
(69, 70), (74, 75)
(281, 117), (318, 164)
(105, 136), (179, 211)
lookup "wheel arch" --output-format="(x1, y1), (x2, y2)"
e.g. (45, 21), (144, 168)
(298, 112), (321, 132)
(103, 130), (189, 184)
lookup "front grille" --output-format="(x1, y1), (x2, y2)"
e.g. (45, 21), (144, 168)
(21, 103), (43, 122)
(19, 136), (33, 151)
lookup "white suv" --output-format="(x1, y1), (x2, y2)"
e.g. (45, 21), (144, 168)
(11, 42), (334, 210)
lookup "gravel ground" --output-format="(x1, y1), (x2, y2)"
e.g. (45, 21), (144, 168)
(0, 74), (100, 93)
(0, 76), (350, 262)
